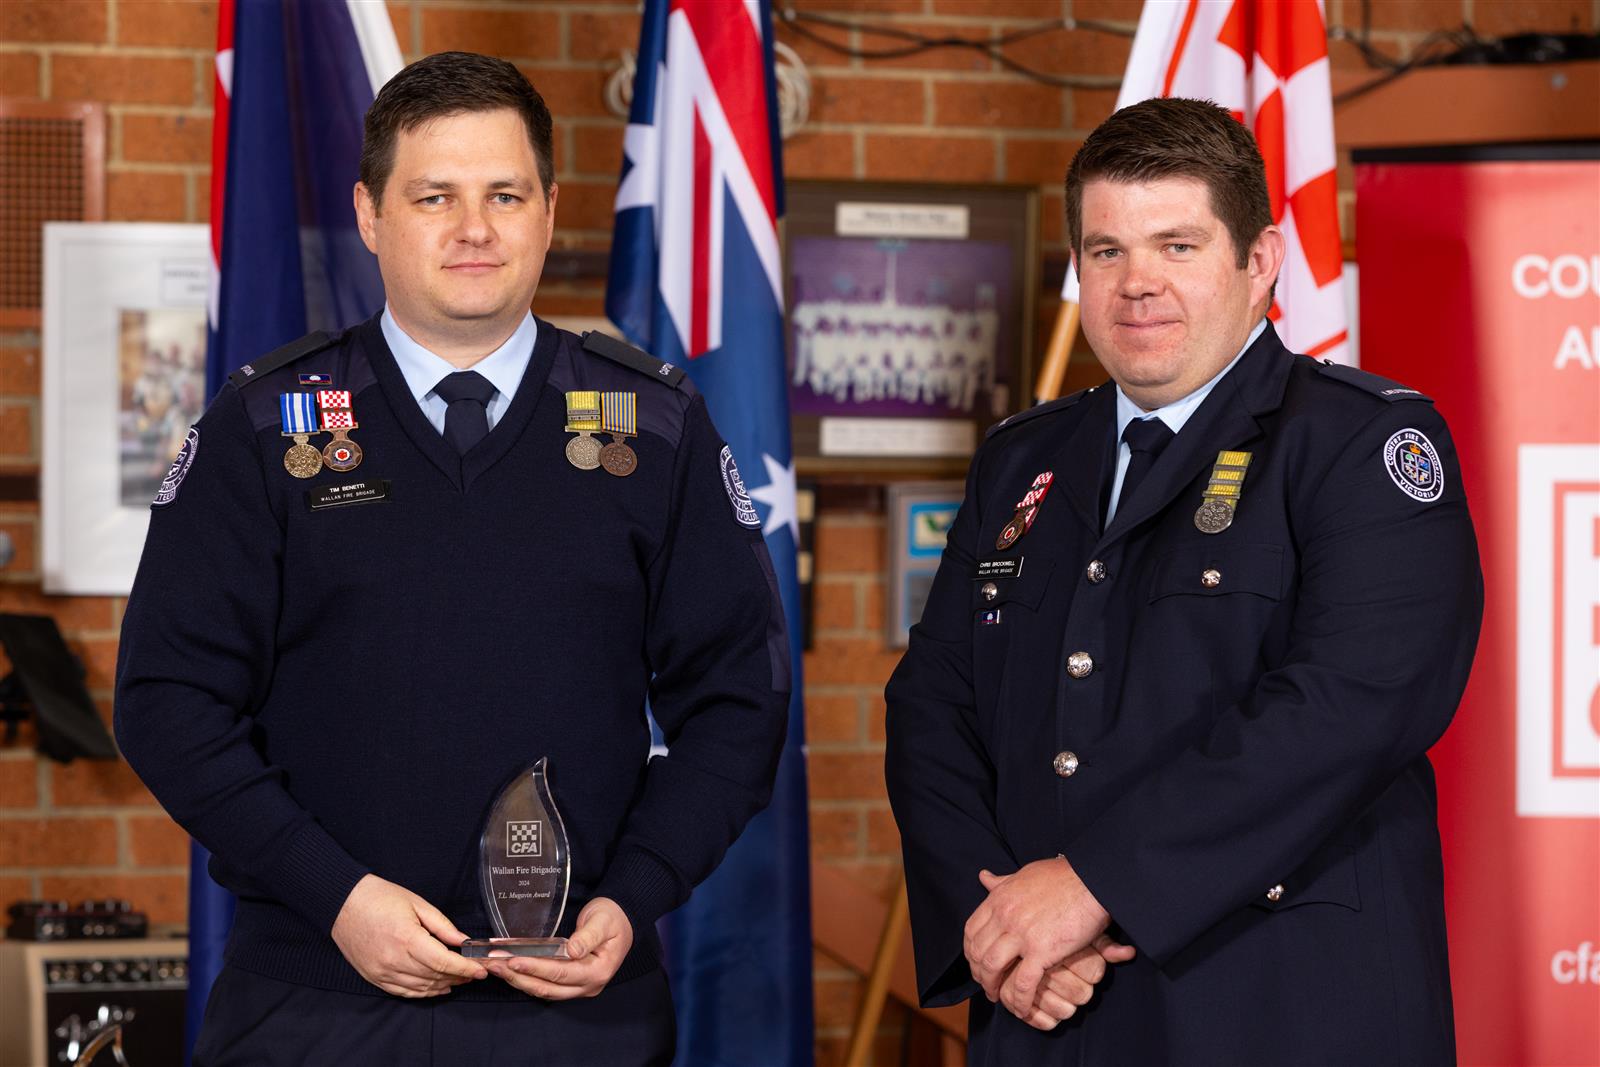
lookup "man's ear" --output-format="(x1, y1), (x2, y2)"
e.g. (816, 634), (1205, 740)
(354, 182), (379, 254)
(1248, 225), (1286, 309)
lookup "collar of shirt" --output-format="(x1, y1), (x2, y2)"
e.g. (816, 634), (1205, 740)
(380, 306), (537, 436)
(1105, 317), (1266, 524)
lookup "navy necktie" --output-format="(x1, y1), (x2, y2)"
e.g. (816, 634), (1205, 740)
(1115, 417), (1176, 519)
(433, 371), (497, 455)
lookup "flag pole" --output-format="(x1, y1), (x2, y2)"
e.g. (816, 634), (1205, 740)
(1034, 298), (1081, 404)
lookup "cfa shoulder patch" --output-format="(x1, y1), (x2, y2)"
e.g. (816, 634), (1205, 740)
(719, 446), (762, 529)
(581, 331), (687, 390)
(1383, 427), (1445, 503)
(1314, 360), (1432, 403)
(152, 426), (198, 507)
(985, 388), (1093, 440)
(229, 331), (341, 389)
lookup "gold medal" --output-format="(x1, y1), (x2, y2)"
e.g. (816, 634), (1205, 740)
(1194, 450), (1251, 534)
(283, 435), (322, 479)
(599, 438), (638, 477)
(565, 433), (602, 470)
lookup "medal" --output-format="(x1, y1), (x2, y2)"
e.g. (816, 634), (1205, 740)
(278, 391), (323, 479)
(564, 391), (602, 470)
(1194, 450), (1252, 533)
(598, 391), (638, 478)
(317, 390), (363, 472)
(993, 471), (1053, 551)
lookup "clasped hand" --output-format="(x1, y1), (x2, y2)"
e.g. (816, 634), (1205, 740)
(962, 857), (1135, 1030)
(331, 875), (633, 1000)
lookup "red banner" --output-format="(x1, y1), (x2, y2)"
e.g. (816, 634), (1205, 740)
(1357, 154), (1599, 1066)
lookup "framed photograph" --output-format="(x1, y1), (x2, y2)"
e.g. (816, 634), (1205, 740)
(784, 182), (1039, 467)
(42, 223), (210, 594)
(885, 481), (966, 648)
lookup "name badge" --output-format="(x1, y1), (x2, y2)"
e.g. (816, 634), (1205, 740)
(975, 557), (1023, 580)
(307, 480), (391, 511)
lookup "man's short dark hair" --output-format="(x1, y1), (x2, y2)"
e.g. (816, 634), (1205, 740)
(360, 51), (554, 207)
(1066, 97), (1272, 270)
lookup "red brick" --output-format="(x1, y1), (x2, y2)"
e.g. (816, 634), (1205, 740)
(68, 637), (119, 690)
(195, 170), (210, 223)
(805, 692), (861, 744)
(862, 579), (885, 631)
(814, 74), (925, 126)
(869, 20), (995, 73)
(796, 0), (922, 12)
(935, 80), (1063, 129)
(1072, 87), (1119, 130)
(819, 856), (901, 898)
(118, 0), (219, 48)
(0, 875), (35, 907)
(1004, 21), (1130, 77)
(0, 1), (108, 44)
(815, 520), (885, 575)
(1004, 135), (1079, 185)
(805, 636), (901, 687)
(809, 807), (861, 859)
(121, 113), (212, 166)
(865, 806), (901, 856)
(421, 8), (560, 59)
(0, 50), (42, 96)
(815, 1030), (907, 1067)
(552, 179), (616, 232)
(864, 133), (996, 182)
(51, 54), (195, 106)
(866, 692), (888, 742)
(51, 759), (157, 808)
(1041, 189), (1064, 245)
(773, 18), (853, 71)
(783, 130), (856, 180)
(570, 123), (624, 176)
(521, 64), (612, 119)
(0, 515), (36, 575)
(813, 579), (859, 631)
(0, 403), (33, 461)
(1353, 0), (1467, 32)
(0, 347), (40, 393)
(568, 9), (642, 61)
(1074, 0), (1145, 20)
(1474, 0), (1594, 34)
(0, 588), (116, 631)
(0, 757), (39, 808)
(1325, 36), (1404, 73)
(806, 750), (888, 802)
(931, 0), (1039, 14)
(41, 874), (187, 923)
(530, 289), (606, 318)
(129, 814), (190, 867)
(0, 817), (118, 867)
(107, 170), (187, 221)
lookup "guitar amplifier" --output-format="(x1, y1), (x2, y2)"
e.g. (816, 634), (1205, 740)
(0, 937), (188, 1066)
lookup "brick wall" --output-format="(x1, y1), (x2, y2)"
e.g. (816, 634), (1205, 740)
(1, 1), (1594, 1063)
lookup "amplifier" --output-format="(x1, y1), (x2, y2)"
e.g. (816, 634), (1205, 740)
(0, 937), (187, 1067)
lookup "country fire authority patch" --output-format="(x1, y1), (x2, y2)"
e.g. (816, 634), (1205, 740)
(719, 445), (761, 529)
(506, 820), (542, 857)
(152, 427), (199, 507)
(1383, 428), (1443, 503)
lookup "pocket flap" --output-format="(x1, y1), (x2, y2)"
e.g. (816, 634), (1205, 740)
(970, 558), (1056, 613)
(1148, 543), (1285, 602)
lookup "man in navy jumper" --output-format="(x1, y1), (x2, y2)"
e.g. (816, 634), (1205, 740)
(115, 51), (789, 1064)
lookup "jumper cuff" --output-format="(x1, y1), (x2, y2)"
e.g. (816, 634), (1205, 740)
(592, 845), (684, 936)
(267, 821), (371, 934)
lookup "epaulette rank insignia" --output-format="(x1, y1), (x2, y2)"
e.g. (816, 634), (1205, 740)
(230, 331), (340, 389)
(1314, 360), (1432, 403)
(581, 331), (686, 390)
(985, 387), (1094, 440)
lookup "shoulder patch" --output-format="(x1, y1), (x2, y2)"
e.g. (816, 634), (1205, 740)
(581, 331), (687, 389)
(984, 387), (1093, 440)
(228, 331), (341, 389)
(152, 426), (199, 507)
(1314, 360), (1432, 403)
(1383, 428), (1445, 503)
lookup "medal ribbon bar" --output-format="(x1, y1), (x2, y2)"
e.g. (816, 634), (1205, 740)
(1202, 451), (1252, 504)
(600, 392), (636, 436)
(565, 390), (601, 431)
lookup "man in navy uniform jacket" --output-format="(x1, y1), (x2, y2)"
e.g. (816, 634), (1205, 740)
(115, 52), (788, 1065)
(885, 98), (1482, 1065)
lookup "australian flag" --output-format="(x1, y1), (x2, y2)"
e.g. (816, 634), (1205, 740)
(198, 0), (398, 1058)
(606, 2), (814, 1063)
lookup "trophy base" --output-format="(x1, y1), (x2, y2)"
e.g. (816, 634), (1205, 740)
(461, 937), (570, 959)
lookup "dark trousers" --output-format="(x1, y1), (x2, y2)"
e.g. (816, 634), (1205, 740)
(193, 964), (675, 1066)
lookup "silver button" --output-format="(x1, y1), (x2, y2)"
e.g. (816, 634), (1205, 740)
(1266, 883), (1284, 902)
(1085, 560), (1107, 584)
(981, 581), (998, 601)
(1066, 651), (1094, 678)
(1053, 751), (1079, 777)
(1201, 568), (1221, 588)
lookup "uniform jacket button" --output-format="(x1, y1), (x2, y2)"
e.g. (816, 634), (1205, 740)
(1053, 751), (1079, 777)
(1201, 568), (1222, 588)
(1085, 560), (1107, 583)
(1066, 651), (1094, 678)
(981, 581), (998, 601)
(1266, 883), (1285, 902)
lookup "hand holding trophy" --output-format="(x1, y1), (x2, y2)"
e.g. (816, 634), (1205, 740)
(461, 757), (572, 959)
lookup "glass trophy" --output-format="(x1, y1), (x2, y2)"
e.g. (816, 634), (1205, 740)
(461, 757), (572, 958)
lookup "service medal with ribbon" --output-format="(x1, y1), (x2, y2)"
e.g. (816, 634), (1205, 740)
(279, 391), (323, 479)
(598, 391), (638, 477)
(564, 391), (602, 470)
(317, 390), (363, 472)
(1194, 450), (1252, 533)
(995, 471), (1053, 550)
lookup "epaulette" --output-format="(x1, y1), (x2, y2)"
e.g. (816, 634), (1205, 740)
(984, 387), (1094, 440)
(228, 331), (341, 389)
(1313, 359), (1432, 403)
(581, 331), (687, 390)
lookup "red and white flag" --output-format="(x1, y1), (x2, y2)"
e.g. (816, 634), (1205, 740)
(1066, 0), (1351, 364)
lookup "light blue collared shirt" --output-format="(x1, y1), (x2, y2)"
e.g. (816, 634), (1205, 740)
(1105, 318), (1267, 524)
(380, 307), (537, 435)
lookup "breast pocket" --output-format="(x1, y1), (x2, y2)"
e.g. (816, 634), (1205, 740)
(1147, 543), (1286, 603)
(970, 560), (1055, 739)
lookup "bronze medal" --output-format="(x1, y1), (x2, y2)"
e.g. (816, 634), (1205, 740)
(599, 437), (638, 477)
(322, 429), (363, 472)
(566, 432), (602, 470)
(995, 505), (1035, 551)
(1193, 498), (1234, 534)
(283, 435), (322, 479)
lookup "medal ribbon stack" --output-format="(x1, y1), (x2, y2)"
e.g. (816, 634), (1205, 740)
(598, 392), (638, 477)
(1194, 451), (1251, 533)
(280, 392), (323, 479)
(317, 390), (363, 472)
(564, 391), (603, 470)
(996, 471), (1053, 550)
